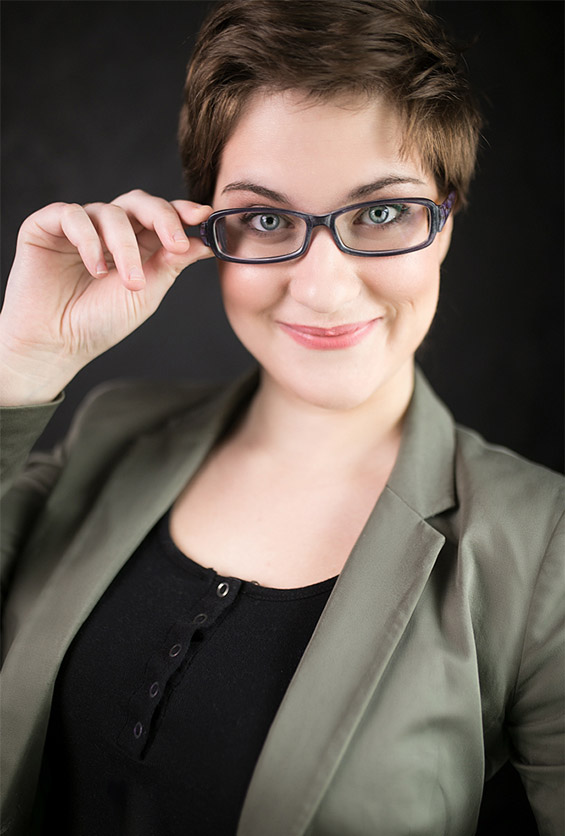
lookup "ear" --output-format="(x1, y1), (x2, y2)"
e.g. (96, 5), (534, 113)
(438, 215), (453, 265)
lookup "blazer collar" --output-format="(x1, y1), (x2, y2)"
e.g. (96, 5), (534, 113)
(388, 366), (457, 519)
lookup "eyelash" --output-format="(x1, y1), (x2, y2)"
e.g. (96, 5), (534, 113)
(240, 212), (295, 229)
(353, 205), (410, 226)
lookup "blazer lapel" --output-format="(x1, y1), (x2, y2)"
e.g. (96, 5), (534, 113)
(237, 370), (458, 836)
(237, 492), (445, 836)
(1, 373), (259, 823)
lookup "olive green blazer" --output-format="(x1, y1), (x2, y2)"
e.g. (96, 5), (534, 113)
(1, 369), (563, 836)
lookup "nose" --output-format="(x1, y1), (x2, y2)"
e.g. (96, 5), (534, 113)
(288, 227), (361, 314)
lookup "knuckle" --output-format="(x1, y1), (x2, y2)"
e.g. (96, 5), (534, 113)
(116, 242), (141, 260)
(20, 206), (52, 231)
(120, 239), (140, 251)
(176, 199), (211, 210)
(100, 203), (127, 222)
(159, 211), (182, 230)
(44, 201), (68, 213)
(116, 188), (148, 201)
(147, 195), (172, 215)
(18, 215), (37, 239)
(61, 203), (86, 221)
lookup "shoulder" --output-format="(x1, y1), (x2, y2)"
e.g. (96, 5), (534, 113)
(450, 423), (564, 573)
(41, 376), (251, 492)
(454, 423), (563, 519)
(52, 368), (260, 481)
(72, 377), (227, 422)
(64, 378), (229, 449)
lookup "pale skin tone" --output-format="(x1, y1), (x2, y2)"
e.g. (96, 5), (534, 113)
(0, 196), (214, 406)
(0, 91), (452, 588)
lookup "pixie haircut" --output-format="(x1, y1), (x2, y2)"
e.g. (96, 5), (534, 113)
(178, 0), (482, 208)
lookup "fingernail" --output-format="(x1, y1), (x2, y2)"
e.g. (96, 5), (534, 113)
(129, 268), (144, 282)
(173, 230), (187, 243)
(96, 262), (108, 276)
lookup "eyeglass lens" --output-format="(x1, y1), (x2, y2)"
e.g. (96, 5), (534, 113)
(213, 202), (432, 259)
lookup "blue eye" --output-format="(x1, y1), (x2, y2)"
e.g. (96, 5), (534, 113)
(363, 205), (404, 225)
(245, 213), (288, 231)
(259, 214), (280, 231)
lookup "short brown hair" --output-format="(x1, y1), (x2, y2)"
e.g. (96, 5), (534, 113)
(178, 0), (482, 207)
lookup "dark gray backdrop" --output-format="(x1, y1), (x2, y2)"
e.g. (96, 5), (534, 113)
(1, 2), (563, 830)
(2, 0), (564, 472)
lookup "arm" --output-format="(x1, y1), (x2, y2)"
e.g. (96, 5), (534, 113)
(1, 399), (66, 605)
(507, 510), (565, 836)
(1, 189), (214, 595)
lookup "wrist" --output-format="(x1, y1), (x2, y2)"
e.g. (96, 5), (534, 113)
(0, 339), (79, 407)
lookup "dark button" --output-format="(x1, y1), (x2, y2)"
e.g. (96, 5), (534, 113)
(216, 581), (230, 598)
(193, 613), (208, 625)
(169, 643), (182, 657)
(133, 722), (143, 739)
(149, 682), (160, 698)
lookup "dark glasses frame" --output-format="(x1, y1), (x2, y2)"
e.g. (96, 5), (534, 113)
(200, 191), (456, 264)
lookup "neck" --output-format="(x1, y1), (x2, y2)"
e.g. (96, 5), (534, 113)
(235, 361), (415, 475)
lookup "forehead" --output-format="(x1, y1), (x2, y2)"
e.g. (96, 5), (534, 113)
(214, 90), (434, 210)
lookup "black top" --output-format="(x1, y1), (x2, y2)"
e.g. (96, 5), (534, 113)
(42, 513), (337, 835)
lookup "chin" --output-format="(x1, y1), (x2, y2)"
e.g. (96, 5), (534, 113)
(268, 364), (405, 412)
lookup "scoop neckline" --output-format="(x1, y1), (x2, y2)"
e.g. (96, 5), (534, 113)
(157, 512), (338, 600)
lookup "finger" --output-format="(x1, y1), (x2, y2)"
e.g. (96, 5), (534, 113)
(27, 202), (109, 278)
(111, 190), (210, 255)
(169, 199), (214, 229)
(142, 232), (215, 287)
(85, 203), (146, 290)
(170, 200), (215, 259)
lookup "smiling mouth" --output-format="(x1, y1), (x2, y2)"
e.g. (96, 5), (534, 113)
(277, 318), (381, 349)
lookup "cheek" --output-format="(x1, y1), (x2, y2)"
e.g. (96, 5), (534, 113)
(219, 264), (271, 313)
(219, 247), (442, 326)
(362, 250), (441, 314)
(217, 263), (284, 344)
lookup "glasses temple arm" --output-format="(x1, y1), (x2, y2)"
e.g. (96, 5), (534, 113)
(438, 191), (456, 230)
(200, 221), (211, 247)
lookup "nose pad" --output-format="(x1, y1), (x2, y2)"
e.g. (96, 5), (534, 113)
(288, 227), (361, 313)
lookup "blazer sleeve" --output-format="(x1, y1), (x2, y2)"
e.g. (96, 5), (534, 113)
(0, 378), (223, 606)
(507, 509), (565, 836)
(0, 397), (65, 600)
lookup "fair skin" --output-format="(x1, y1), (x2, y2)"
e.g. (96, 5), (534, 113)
(0, 198), (214, 405)
(170, 91), (452, 586)
(0, 90), (452, 588)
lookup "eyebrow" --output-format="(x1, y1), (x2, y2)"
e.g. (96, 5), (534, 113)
(222, 181), (291, 203)
(222, 176), (427, 205)
(347, 176), (427, 201)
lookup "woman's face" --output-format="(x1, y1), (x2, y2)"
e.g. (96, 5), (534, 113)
(212, 90), (452, 411)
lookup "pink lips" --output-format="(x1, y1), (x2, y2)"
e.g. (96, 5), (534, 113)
(278, 318), (380, 349)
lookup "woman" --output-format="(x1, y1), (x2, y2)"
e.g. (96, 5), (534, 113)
(1, 1), (563, 835)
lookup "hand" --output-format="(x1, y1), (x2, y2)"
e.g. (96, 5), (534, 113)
(0, 190), (214, 405)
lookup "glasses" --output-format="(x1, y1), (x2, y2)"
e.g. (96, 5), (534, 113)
(200, 192), (455, 264)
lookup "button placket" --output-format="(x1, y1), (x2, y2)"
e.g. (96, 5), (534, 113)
(118, 576), (242, 758)
(117, 621), (199, 757)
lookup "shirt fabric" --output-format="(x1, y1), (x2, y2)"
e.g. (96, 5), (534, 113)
(42, 512), (336, 835)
